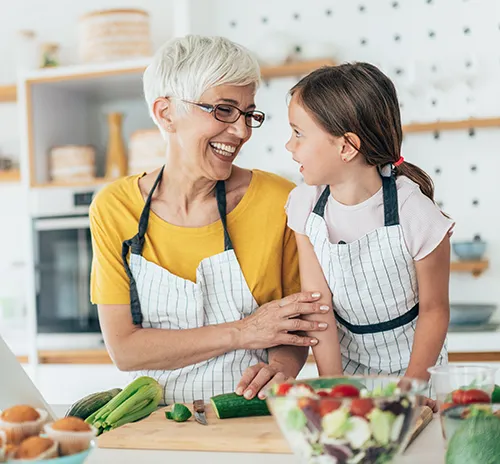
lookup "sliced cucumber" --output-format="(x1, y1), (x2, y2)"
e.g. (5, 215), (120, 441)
(210, 393), (270, 419)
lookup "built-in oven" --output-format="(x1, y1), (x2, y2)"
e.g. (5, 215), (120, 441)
(31, 187), (104, 334)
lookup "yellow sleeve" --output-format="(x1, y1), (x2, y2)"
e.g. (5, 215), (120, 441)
(89, 200), (131, 305)
(282, 224), (301, 297)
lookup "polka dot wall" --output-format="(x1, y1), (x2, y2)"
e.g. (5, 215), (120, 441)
(191, 0), (500, 309)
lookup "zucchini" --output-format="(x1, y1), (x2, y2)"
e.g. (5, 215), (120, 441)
(210, 393), (270, 419)
(65, 388), (122, 420)
(165, 403), (192, 422)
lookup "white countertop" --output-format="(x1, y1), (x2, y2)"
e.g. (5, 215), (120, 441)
(49, 406), (446, 464)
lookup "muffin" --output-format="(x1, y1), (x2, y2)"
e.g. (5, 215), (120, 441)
(13, 436), (58, 461)
(4, 443), (18, 461)
(44, 417), (96, 456)
(0, 406), (48, 445)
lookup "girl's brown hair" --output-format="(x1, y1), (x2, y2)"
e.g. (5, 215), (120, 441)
(290, 62), (436, 202)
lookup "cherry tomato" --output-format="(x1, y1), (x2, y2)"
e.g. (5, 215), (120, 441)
(319, 398), (342, 416)
(452, 388), (490, 405)
(330, 384), (360, 398)
(350, 398), (374, 417)
(275, 383), (293, 396)
(317, 390), (330, 398)
(298, 397), (319, 413)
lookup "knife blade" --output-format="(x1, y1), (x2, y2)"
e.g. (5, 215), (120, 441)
(193, 399), (208, 425)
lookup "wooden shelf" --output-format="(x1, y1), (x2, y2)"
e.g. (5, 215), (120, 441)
(450, 260), (489, 277)
(16, 349), (112, 365)
(24, 57), (335, 85)
(0, 169), (21, 182)
(261, 59), (335, 79)
(403, 118), (500, 134)
(0, 85), (17, 102)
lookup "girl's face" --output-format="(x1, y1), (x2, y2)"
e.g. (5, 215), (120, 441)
(285, 92), (345, 186)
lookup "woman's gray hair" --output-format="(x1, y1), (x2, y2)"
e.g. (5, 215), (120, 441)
(143, 35), (261, 131)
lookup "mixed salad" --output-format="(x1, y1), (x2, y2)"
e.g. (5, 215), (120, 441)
(270, 381), (417, 464)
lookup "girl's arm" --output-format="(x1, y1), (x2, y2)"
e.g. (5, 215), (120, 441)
(405, 235), (451, 381)
(295, 233), (343, 376)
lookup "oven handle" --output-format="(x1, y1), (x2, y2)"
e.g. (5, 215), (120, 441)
(34, 216), (90, 231)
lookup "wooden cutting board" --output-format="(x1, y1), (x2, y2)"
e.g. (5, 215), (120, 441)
(98, 404), (433, 453)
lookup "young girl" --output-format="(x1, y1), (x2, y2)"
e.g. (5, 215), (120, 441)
(285, 63), (453, 388)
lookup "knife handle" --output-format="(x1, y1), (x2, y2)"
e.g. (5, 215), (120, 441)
(193, 400), (205, 413)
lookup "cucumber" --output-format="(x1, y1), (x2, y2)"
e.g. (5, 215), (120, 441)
(210, 393), (270, 419)
(165, 403), (192, 422)
(65, 388), (122, 420)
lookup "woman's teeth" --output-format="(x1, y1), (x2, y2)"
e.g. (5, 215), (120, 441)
(210, 142), (236, 157)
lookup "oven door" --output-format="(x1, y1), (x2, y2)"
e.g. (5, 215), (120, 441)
(34, 216), (99, 333)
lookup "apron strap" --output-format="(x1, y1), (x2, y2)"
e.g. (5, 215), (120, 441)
(312, 185), (330, 218)
(335, 303), (419, 334)
(215, 180), (234, 251)
(122, 238), (143, 325)
(122, 166), (165, 326)
(312, 171), (400, 225)
(382, 173), (400, 226)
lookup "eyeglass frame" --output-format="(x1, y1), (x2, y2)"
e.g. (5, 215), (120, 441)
(173, 98), (266, 128)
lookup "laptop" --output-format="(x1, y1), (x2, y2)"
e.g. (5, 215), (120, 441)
(0, 335), (56, 419)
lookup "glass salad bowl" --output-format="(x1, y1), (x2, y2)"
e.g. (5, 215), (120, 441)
(265, 376), (427, 464)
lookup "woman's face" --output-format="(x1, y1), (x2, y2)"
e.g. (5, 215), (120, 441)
(285, 92), (344, 186)
(167, 84), (257, 181)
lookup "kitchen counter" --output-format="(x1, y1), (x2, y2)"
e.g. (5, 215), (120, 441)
(5, 329), (500, 364)
(49, 406), (446, 464)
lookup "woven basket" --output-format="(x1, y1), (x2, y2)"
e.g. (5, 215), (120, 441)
(78, 8), (152, 63)
(49, 145), (95, 182)
(128, 129), (166, 175)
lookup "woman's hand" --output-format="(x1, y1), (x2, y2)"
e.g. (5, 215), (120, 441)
(235, 361), (293, 400)
(236, 292), (330, 350)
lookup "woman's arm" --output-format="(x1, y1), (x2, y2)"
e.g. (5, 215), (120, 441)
(295, 233), (343, 376)
(99, 305), (240, 371)
(405, 236), (450, 381)
(99, 291), (327, 371)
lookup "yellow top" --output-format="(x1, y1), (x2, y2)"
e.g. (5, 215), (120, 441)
(90, 170), (300, 306)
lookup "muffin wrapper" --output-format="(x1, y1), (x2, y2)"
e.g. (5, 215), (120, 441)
(43, 423), (97, 456)
(0, 409), (48, 445)
(9, 440), (58, 462)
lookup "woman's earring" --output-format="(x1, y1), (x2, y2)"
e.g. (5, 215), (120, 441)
(342, 157), (348, 163)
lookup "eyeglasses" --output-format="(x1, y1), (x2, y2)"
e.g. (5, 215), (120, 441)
(178, 99), (265, 128)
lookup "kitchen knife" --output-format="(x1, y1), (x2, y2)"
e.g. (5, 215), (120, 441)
(193, 399), (208, 425)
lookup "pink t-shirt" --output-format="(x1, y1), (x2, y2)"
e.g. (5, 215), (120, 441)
(285, 176), (454, 261)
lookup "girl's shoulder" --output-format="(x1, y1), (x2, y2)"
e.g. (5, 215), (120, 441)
(285, 182), (328, 235)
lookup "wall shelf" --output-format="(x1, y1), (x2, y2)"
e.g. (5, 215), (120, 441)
(23, 57), (335, 85)
(450, 260), (489, 277)
(0, 85), (17, 103)
(261, 59), (335, 79)
(403, 118), (500, 134)
(0, 169), (21, 182)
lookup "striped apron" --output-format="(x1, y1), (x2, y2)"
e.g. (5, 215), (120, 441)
(121, 167), (268, 404)
(305, 171), (447, 376)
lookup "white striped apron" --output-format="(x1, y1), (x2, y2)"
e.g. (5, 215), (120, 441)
(305, 171), (447, 376)
(122, 167), (268, 404)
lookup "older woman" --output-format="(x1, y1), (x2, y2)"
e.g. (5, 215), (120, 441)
(89, 35), (328, 404)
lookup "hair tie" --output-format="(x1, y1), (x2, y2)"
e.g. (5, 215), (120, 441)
(394, 156), (404, 167)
